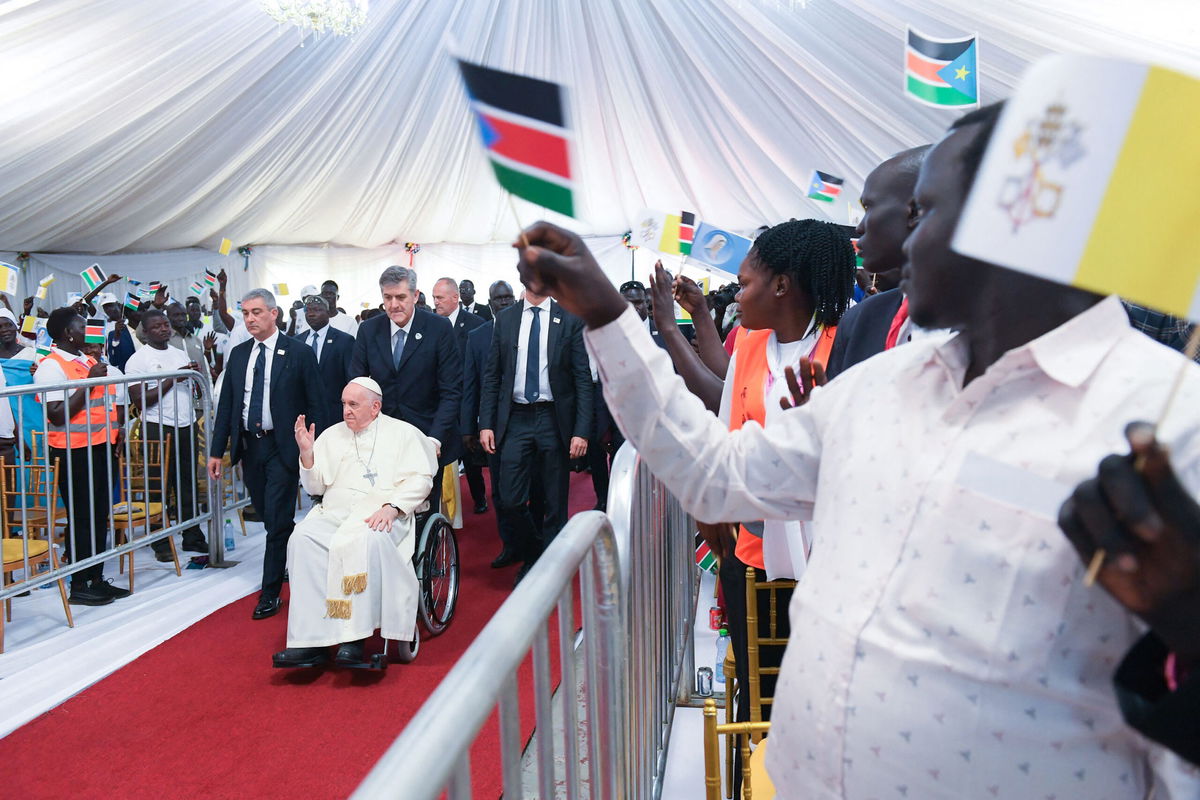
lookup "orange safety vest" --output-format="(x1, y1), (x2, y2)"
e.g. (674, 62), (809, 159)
(42, 349), (119, 449)
(727, 325), (836, 569)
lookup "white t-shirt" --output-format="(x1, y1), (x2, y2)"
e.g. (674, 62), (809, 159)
(124, 344), (196, 427)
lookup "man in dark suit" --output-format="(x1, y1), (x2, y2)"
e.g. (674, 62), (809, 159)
(824, 145), (930, 380)
(295, 294), (354, 434)
(208, 288), (323, 620)
(351, 266), (462, 466)
(459, 279), (493, 322)
(479, 286), (592, 585)
(432, 276), (486, 510)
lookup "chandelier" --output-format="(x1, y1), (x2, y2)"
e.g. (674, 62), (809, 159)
(261, 0), (369, 37)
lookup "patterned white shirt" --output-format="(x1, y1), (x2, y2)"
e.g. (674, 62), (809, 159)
(587, 295), (1200, 798)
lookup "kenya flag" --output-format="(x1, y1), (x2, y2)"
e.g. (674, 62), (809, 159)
(457, 59), (575, 218)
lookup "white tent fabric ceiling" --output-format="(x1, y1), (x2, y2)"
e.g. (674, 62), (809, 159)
(0, 0), (1197, 264)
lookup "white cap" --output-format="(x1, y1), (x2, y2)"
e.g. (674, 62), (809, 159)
(300, 284), (320, 298)
(348, 376), (383, 397)
(97, 292), (119, 306)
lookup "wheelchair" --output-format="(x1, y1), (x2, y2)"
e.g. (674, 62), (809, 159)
(276, 497), (460, 672)
(347, 505), (459, 671)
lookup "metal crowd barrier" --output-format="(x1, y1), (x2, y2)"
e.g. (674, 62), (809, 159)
(354, 443), (697, 799)
(0, 367), (240, 606)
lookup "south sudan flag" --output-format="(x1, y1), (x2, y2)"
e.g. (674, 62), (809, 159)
(695, 532), (717, 574)
(84, 320), (105, 344)
(904, 27), (978, 108)
(457, 59), (575, 218)
(679, 211), (696, 255)
(807, 170), (844, 203)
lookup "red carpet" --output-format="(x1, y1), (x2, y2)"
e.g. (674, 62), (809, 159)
(1, 472), (597, 799)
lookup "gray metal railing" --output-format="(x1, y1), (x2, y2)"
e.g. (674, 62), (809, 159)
(354, 443), (696, 799)
(0, 366), (243, 605)
(353, 510), (625, 800)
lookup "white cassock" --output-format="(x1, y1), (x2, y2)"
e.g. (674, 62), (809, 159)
(286, 414), (438, 647)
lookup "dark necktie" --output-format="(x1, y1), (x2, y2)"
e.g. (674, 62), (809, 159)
(525, 307), (541, 402)
(392, 329), (406, 368)
(248, 342), (266, 431)
(309, 330), (320, 359)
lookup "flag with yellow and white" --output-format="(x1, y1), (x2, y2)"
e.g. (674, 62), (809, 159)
(952, 54), (1200, 319)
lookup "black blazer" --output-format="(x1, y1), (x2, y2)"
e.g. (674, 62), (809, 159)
(294, 326), (354, 435)
(462, 302), (493, 323)
(451, 309), (486, 357)
(460, 320), (493, 436)
(824, 288), (906, 380)
(350, 308), (462, 465)
(478, 300), (592, 448)
(209, 332), (323, 469)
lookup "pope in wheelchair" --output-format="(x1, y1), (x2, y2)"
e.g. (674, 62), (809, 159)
(272, 377), (438, 669)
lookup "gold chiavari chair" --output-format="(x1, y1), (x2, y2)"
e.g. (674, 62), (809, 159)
(113, 434), (175, 591)
(703, 698), (774, 800)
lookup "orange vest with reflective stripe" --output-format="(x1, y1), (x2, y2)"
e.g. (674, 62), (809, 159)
(43, 349), (119, 449)
(728, 325), (836, 569)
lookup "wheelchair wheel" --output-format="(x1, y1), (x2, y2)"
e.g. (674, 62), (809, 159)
(395, 628), (419, 664)
(416, 512), (458, 636)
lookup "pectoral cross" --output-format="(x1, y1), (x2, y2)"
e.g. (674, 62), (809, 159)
(363, 468), (378, 486)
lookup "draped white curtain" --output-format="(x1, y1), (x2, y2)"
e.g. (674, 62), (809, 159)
(0, 0), (1195, 289)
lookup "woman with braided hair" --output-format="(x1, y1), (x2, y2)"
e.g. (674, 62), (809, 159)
(701, 217), (855, 775)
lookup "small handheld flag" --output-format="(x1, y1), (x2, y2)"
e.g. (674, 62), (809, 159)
(456, 58), (575, 218)
(272, 283), (289, 297)
(204, 269), (218, 289)
(953, 54), (1200, 321)
(35, 343), (52, 359)
(905, 27), (978, 108)
(689, 223), (754, 271)
(35, 274), (55, 301)
(218, 238), (233, 256)
(123, 293), (141, 312)
(84, 320), (106, 344)
(634, 209), (699, 256)
(189, 281), (205, 296)
(80, 263), (107, 292)
(21, 314), (37, 334)
(695, 532), (717, 574)
(0, 262), (19, 294)
(807, 170), (844, 203)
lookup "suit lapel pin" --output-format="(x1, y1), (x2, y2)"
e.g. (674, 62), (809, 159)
(415, 332), (422, 340)
(276, 349), (286, 356)
(552, 317), (561, 324)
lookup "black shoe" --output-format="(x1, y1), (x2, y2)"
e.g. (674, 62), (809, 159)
(272, 647), (330, 668)
(252, 595), (282, 619)
(513, 562), (533, 588)
(68, 585), (114, 606)
(181, 537), (209, 553)
(92, 578), (132, 599)
(334, 639), (368, 666)
(473, 501), (488, 514)
(491, 548), (517, 569)
(154, 549), (175, 563)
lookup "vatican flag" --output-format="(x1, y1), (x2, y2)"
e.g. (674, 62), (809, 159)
(952, 55), (1200, 319)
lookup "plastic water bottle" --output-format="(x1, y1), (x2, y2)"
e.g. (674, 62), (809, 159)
(223, 518), (235, 553)
(715, 627), (730, 687)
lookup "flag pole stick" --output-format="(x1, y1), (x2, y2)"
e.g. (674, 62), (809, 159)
(1084, 323), (1200, 587)
(506, 194), (530, 249)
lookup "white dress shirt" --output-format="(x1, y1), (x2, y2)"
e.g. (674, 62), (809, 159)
(513, 298), (553, 403)
(446, 307), (460, 328)
(389, 315), (414, 357)
(124, 344), (196, 427)
(587, 296), (1199, 798)
(305, 323), (328, 362)
(241, 329), (280, 431)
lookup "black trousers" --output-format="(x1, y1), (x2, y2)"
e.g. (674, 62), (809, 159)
(142, 421), (206, 552)
(489, 452), (545, 550)
(464, 460), (487, 507)
(719, 549), (792, 725)
(240, 434), (298, 599)
(497, 403), (568, 563)
(50, 443), (114, 588)
(588, 381), (612, 511)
